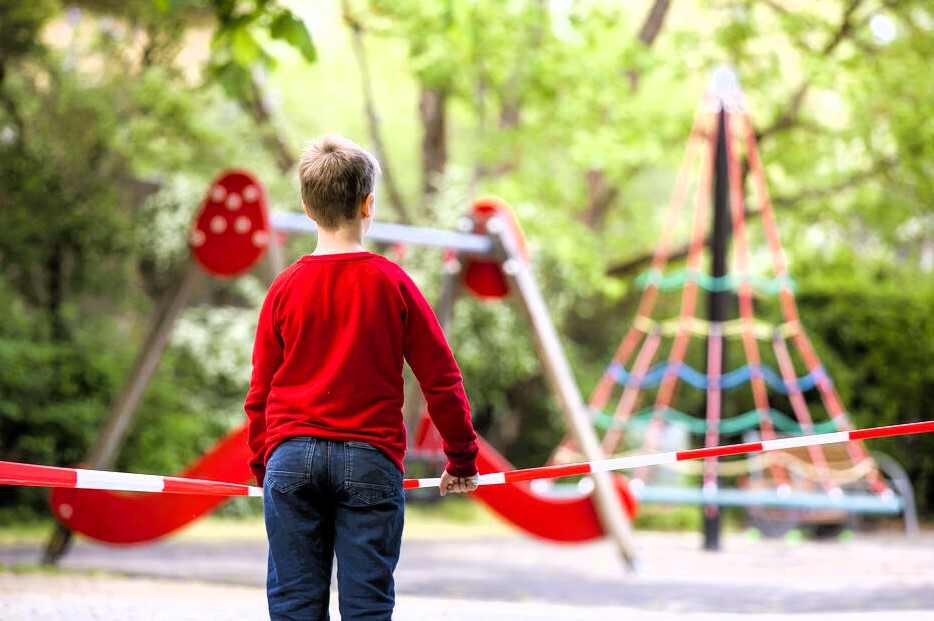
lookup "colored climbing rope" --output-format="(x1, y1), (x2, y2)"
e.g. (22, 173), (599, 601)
(632, 316), (802, 340)
(625, 119), (717, 467)
(606, 360), (831, 394)
(593, 91), (892, 502)
(591, 406), (845, 436)
(724, 108), (790, 488)
(635, 268), (797, 295)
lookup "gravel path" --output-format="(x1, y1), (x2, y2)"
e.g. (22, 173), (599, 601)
(2, 527), (933, 620)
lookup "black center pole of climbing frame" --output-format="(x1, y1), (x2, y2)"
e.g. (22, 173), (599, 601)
(704, 106), (732, 551)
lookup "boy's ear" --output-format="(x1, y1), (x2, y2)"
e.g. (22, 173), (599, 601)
(301, 202), (317, 222)
(360, 193), (375, 219)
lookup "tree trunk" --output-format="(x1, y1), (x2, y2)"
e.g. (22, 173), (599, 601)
(419, 86), (447, 211)
(582, 169), (620, 229)
(343, 3), (412, 224)
(246, 71), (296, 175)
(638, 0), (672, 45)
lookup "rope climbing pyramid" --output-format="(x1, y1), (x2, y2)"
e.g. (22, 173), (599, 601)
(564, 70), (905, 541)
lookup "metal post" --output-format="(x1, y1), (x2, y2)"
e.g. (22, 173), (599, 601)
(489, 219), (639, 571)
(266, 229), (288, 276)
(704, 107), (732, 551)
(270, 212), (493, 256)
(43, 262), (203, 563)
(403, 259), (462, 431)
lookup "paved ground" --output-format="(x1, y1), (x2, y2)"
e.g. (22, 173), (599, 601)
(1, 524), (933, 620)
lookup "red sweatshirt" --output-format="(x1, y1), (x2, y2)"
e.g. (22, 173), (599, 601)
(244, 251), (478, 486)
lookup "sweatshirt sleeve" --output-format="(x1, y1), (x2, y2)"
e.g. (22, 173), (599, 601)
(399, 273), (479, 478)
(243, 276), (286, 487)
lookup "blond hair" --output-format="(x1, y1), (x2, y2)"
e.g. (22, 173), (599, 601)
(299, 135), (381, 229)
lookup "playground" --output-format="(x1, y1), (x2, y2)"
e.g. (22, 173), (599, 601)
(3, 75), (933, 615)
(2, 2), (934, 620)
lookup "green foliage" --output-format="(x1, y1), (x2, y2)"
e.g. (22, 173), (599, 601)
(634, 504), (702, 532)
(796, 270), (934, 514)
(269, 10), (317, 62)
(0, 0), (289, 521)
(0, 282), (108, 471)
(0, 283), (247, 522)
(0, 74), (135, 349)
(449, 298), (559, 468)
(113, 347), (240, 477)
(206, 0), (316, 99)
(0, 0), (59, 62)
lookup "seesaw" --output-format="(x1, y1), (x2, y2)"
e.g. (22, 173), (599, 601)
(43, 174), (637, 567)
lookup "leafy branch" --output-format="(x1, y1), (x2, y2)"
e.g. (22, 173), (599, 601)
(755, 0), (867, 142)
(584, 0), (674, 229)
(605, 158), (898, 278)
(205, 1), (317, 174)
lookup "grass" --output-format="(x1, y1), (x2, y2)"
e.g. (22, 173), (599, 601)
(171, 514), (266, 542)
(4, 496), (824, 549)
(172, 496), (516, 543)
(634, 505), (703, 532)
(0, 496), (516, 547)
(0, 518), (55, 546)
(403, 496), (517, 540)
(0, 562), (113, 577)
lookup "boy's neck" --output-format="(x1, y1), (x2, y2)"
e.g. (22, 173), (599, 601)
(312, 222), (367, 255)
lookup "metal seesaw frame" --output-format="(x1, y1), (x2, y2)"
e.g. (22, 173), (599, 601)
(44, 202), (640, 570)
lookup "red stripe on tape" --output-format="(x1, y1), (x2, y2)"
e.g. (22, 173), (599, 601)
(850, 420), (934, 441)
(676, 441), (763, 462)
(503, 462), (591, 484)
(162, 476), (250, 496)
(403, 480), (420, 489)
(0, 461), (77, 488)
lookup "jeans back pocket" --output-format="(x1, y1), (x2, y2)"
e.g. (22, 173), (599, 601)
(265, 438), (312, 495)
(344, 441), (400, 506)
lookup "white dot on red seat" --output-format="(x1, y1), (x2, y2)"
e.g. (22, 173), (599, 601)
(58, 503), (74, 519)
(252, 230), (270, 247)
(225, 194), (242, 210)
(190, 229), (206, 247)
(243, 185), (259, 202)
(234, 216), (252, 234)
(210, 185), (227, 202)
(210, 216), (227, 234)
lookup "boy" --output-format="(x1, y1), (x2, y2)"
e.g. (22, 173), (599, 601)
(244, 134), (479, 621)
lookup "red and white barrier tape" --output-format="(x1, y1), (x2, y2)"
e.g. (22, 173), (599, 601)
(403, 420), (934, 489)
(1, 421), (931, 496)
(0, 460), (263, 497)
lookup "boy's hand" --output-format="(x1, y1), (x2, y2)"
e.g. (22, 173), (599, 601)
(439, 470), (479, 496)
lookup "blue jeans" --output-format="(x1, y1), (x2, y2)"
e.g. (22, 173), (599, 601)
(264, 437), (405, 621)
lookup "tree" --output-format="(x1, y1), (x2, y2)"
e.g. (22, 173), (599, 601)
(0, 0), (316, 519)
(320, 0), (934, 473)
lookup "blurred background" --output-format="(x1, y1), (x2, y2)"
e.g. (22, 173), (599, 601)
(0, 0), (932, 534)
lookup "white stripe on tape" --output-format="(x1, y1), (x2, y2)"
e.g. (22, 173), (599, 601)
(592, 453), (677, 473)
(478, 472), (506, 485)
(762, 431), (849, 452)
(75, 470), (165, 493)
